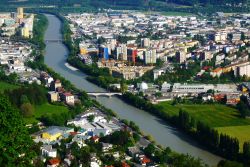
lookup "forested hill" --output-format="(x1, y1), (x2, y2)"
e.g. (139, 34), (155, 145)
(0, 0), (248, 7)
(0, 0), (249, 13)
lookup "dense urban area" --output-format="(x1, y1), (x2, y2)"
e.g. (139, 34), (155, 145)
(0, 0), (250, 167)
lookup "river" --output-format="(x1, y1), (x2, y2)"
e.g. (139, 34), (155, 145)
(44, 14), (222, 166)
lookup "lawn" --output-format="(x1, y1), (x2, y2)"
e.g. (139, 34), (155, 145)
(0, 81), (19, 92)
(216, 125), (250, 151)
(156, 101), (250, 128)
(24, 103), (69, 124)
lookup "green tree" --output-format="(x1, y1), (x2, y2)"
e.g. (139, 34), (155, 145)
(20, 103), (34, 118)
(87, 115), (95, 122)
(243, 142), (250, 165)
(0, 96), (36, 166)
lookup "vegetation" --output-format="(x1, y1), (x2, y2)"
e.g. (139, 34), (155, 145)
(0, 81), (19, 93)
(0, 96), (36, 166)
(24, 103), (69, 124)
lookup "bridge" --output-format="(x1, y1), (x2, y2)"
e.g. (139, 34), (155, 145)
(45, 39), (64, 43)
(87, 92), (122, 98)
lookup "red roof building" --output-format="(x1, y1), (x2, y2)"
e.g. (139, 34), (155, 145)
(48, 158), (60, 167)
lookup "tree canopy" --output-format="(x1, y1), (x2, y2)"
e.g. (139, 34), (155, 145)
(0, 96), (36, 166)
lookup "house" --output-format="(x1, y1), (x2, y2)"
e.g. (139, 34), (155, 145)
(61, 92), (75, 105)
(140, 156), (151, 166)
(42, 128), (62, 142)
(210, 67), (223, 77)
(91, 136), (100, 143)
(41, 145), (57, 158)
(102, 142), (113, 152)
(122, 162), (130, 167)
(48, 91), (59, 102)
(47, 158), (60, 167)
(128, 146), (140, 157)
(51, 79), (62, 91)
(161, 82), (171, 92)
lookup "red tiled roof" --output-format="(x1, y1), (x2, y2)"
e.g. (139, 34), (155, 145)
(202, 66), (212, 71)
(213, 67), (223, 73)
(70, 132), (78, 136)
(92, 136), (99, 141)
(122, 162), (130, 167)
(49, 158), (60, 165)
(141, 156), (151, 164)
(64, 92), (73, 96)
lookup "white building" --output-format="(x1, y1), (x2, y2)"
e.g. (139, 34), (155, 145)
(116, 44), (127, 60)
(61, 92), (74, 105)
(41, 145), (57, 158)
(235, 64), (250, 77)
(153, 69), (164, 80)
(143, 49), (156, 64)
(172, 83), (214, 93)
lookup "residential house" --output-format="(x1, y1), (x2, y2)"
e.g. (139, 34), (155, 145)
(61, 92), (75, 105)
(47, 158), (60, 167)
(51, 80), (62, 91)
(48, 91), (59, 102)
(41, 145), (57, 158)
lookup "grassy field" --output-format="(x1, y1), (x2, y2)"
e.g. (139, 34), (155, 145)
(216, 125), (250, 151)
(156, 101), (250, 127)
(24, 103), (69, 124)
(0, 81), (19, 92)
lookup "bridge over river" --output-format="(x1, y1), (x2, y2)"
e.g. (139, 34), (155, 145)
(45, 39), (64, 43)
(87, 92), (122, 98)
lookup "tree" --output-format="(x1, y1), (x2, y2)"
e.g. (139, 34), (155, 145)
(217, 160), (243, 167)
(144, 144), (156, 157)
(120, 79), (128, 93)
(20, 95), (30, 105)
(0, 96), (36, 166)
(236, 100), (250, 118)
(243, 142), (250, 165)
(87, 115), (95, 122)
(20, 103), (34, 118)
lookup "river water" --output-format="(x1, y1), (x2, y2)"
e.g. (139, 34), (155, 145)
(44, 14), (222, 166)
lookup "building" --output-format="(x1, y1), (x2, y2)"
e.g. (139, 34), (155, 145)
(232, 33), (241, 42)
(61, 92), (75, 105)
(99, 47), (109, 60)
(153, 69), (164, 80)
(41, 145), (57, 158)
(213, 32), (227, 42)
(17, 7), (24, 19)
(172, 83), (214, 94)
(21, 27), (29, 38)
(115, 44), (127, 60)
(161, 82), (171, 92)
(199, 51), (213, 61)
(143, 49), (156, 64)
(176, 51), (186, 63)
(79, 43), (88, 55)
(127, 48), (137, 63)
(42, 128), (62, 142)
(48, 91), (59, 102)
(48, 158), (60, 167)
(51, 80), (62, 91)
(235, 64), (250, 77)
(141, 38), (150, 47)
